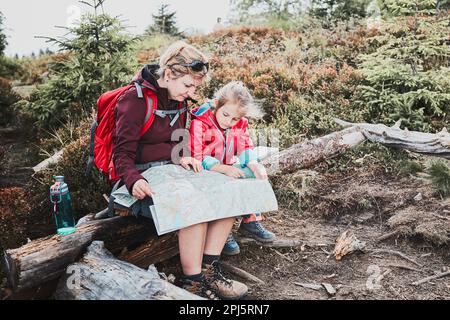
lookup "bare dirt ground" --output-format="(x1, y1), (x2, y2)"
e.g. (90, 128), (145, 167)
(156, 164), (450, 300)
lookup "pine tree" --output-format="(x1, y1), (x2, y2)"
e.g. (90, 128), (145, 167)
(146, 4), (181, 36)
(27, 0), (138, 128)
(309, 0), (372, 22)
(230, 0), (302, 21)
(0, 11), (7, 56)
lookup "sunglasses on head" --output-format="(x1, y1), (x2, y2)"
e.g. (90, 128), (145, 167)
(168, 60), (209, 72)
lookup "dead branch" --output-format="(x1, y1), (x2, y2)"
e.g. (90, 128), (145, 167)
(32, 149), (64, 173)
(376, 231), (399, 243)
(380, 263), (423, 273)
(335, 119), (450, 159)
(293, 282), (322, 290)
(220, 261), (265, 285)
(369, 249), (422, 267)
(411, 270), (450, 286)
(237, 237), (304, 248)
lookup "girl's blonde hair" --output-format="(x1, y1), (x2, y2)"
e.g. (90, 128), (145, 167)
(214, 81), (264, 119)
(157, 41), (209, 80)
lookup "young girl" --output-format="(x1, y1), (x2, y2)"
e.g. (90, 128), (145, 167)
(189, 81), (276, 255)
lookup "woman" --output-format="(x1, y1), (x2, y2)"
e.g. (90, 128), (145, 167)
(112, 41), (248, 300)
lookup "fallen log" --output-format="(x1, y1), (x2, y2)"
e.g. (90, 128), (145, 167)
(261, 119), (450, 176)
(2, 215), (178, 293)
(54, 241), (200, 300)
(262, 127), (366, 175)
(335, 119), (450, 159)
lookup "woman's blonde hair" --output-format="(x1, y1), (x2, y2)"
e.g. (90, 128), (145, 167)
(214, 81), (264, 119)
(157, 41), (209, 80)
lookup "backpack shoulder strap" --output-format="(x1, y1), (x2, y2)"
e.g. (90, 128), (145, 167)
(140, 88), (158, 136)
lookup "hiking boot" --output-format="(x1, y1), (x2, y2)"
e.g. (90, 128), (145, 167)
(222, 233), (240, 256)
(181, 277), (220, 300)
(203, 261), (248, 300)
(238, 221), (276, 243)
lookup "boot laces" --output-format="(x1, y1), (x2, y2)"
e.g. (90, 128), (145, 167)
(184, 278), (219, 300)
(207, 261), (232, 288)
(253, 221), (266, 233)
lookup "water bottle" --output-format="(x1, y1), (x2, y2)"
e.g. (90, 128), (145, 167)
(50, 176), (76, 236)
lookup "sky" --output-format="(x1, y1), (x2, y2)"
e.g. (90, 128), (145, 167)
(1, 0), (232, 57)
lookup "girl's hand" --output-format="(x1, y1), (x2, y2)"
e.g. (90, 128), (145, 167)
(223, 166), (246, 179)
(180, 156), (203, 173)
(132, 179), (155, 200)
(247, 162), (268, 180)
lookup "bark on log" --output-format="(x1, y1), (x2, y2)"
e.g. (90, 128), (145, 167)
(262, 127), (366, 176)
(2, 216), (178, 293)
(335, 119), (450, 159)
(54, 241), (200, 300)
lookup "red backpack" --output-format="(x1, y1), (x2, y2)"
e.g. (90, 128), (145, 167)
(86, 81), (185, 182)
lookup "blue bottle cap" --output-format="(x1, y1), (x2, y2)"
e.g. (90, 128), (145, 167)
(54, 176), (65, 182)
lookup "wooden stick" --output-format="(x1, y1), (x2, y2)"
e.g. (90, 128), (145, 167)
(238, 237), (303, 248)
(220, 261), (265, 285)
(412, 270), (450, 286)
(369, 249), (422, 267)
(376, 231), (399, 243)
(32, 149), (64, 173)
(380, 263), (423, 273)
(293, 282), (322, 290)
(271, 248), (294, 263)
